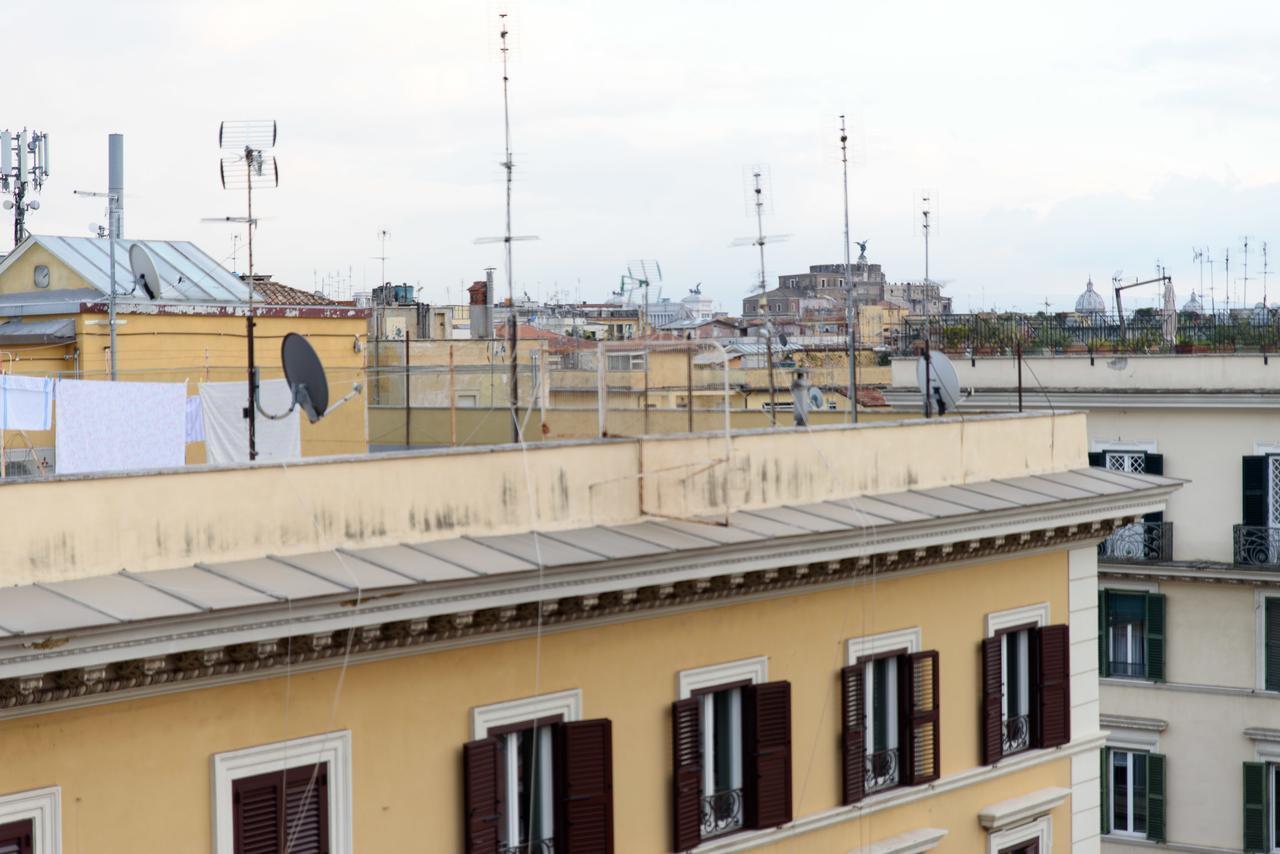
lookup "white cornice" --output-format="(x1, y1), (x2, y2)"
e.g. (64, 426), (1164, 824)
(978, 785), (1071, 829)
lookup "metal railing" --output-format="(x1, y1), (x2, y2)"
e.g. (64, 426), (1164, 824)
(700, 787), (744, 839)
(1107, 659), (1147, 678)
(893, 311), (1280, 356)
(1002, 714), (1031, 755)
(500, 840), (554, 854)
(1098, 521), (1173, 563)
(865, 747), (901, 794)
(1234, 525), (1280, 567)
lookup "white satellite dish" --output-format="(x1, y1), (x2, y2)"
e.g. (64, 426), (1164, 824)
(916, 350), (961, 415)
(128, 242), (161, 300)
(807, 386), (824, 410)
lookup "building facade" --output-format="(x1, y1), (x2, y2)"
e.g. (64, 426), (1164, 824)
(0, 413), (1164, 852)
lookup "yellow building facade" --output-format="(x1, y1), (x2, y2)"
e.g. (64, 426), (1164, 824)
(0, 414), (1175, 853)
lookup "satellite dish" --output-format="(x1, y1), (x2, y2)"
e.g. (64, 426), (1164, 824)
(807, 386), (824, 410)
(778, 333), (789, 348)
(128, 243), (161, 300)
(280, 333), (330, 422)
(916, 351), (961, 414)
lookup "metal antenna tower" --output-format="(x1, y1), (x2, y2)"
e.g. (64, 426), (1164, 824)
(71, 135), (120, 379)
(839, 115), (857, 424)
(475, 13), (538, 444)
(1264, 242), (1270, 308)
(217, 119), (278, 461)
(732, 167), (791, 426)
(0, 128), (50, 247)
(1224, 248), (1231, 311)
(1242, 236), (1251, 308)
(1193, 247), (1205, 308)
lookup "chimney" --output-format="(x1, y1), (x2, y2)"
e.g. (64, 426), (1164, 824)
(108, 134), (124, 238)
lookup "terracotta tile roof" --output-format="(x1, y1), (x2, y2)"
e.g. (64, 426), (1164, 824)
(249, 278), (334, 306)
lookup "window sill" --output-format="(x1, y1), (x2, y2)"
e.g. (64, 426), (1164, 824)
(1100, 832), (1160, 847)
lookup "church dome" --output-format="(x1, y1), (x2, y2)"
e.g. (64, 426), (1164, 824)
(1074, 278), (1106, 314)
(1181, 291), (1203, 314)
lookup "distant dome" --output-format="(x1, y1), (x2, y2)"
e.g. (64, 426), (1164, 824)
(1074, 278), (1106, 314)
(1253, 301), (1271, 322)
(1181, 291), (1203, 314)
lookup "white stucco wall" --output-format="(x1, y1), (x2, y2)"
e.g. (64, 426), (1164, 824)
(1099, 579), (1280, 851)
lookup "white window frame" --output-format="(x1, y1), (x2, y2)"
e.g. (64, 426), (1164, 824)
(845, 627), (921, 666)
(985, 813), (1052, 854)
(1090, 439), (1157, 454)
(677, 656), (767, 700)
(1107, 749), (1150, 838)
(471, 688), (582, 740)
(986, 605), (1047, 752)
(0, 787), (59, 854)
(211, 730), (352, 854)
(985, 603), (1049, 638)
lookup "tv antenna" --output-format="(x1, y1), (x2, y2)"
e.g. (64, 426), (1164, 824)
(474, 13), (538, 444)
(732, 167), (790, 425)
(1113, 272), (1172, 341)
(621, 260), (662, 335)
(839, 115), (858, 425)
(1264, 242), (1270, 309)
(1224, 248), (1231, 311)
(217, 118), (278, 461)
(1242, 236), (1252, 308)
(0, 128), (50, 247)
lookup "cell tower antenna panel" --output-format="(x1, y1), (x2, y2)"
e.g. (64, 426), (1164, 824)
(1, 128), (51, 247)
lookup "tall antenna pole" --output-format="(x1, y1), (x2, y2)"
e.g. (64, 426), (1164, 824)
(1225, 248), (1231, 312)
(921, 194), (932, 418)
(751, 169), (777, 425)
(245, 146), (257, 460)
(839, 116), (857, 424)
(500, 13), (520, 444)
(1207, 248), (1216, 314)
(1265, 242), (1270, 309)
(1243, 236), (1250, 309)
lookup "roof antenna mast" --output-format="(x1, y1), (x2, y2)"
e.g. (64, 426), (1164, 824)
(839, 116), (857, 424)
(732, 167), (790, 427)
(475, 13), (539, 444)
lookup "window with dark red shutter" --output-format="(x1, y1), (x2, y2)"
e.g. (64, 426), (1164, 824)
(556, 719), (614, 854)
(0, 819), (32, 854)
(671, 697), (703, 852)
(839, 664), (865, 805)
(232, 763), (329, 854)
(1036, 624), (1071, 749)
(904, 651), (941, 785)
(981, 636), (1004, 765)
(743, 681), (792, 831)
(463, 737), (502, 854)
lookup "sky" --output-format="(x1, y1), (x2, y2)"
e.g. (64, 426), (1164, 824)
(11, 0), (1280, 314)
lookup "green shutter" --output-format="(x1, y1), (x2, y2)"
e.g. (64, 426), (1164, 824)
(1100, 748), (1110, 836)
(1145, 593), (1166, 682)
(1266, 599), (1280, 693)
(1147, 752), (1166, 843)
(1098, 590), (1109, 678)
(1244, 761), (1267, 852)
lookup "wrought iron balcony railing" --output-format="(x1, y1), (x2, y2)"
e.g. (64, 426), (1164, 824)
(700, 787), (744, 839)
(865, 747), (901, 794)
(500, 839), (554, 854)
(1098, 521), (1173, 563)
(1002, 713), (1031, 755)
(1234, 525), (1280, 567)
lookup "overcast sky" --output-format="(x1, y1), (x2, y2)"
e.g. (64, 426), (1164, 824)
(14, 0), (1280, 313)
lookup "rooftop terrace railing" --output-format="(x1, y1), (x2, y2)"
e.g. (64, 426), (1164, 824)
(892, 311), (1280, 356)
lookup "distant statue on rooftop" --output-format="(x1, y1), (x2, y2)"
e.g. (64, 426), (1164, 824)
(855, 240), (868, 264)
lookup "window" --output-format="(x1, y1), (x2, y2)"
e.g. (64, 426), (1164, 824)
(981, 608), (1070, 765)
(606, 353), (644, 371)
(1089, 449), (1167, 561)
(456, 393), (479, 408)
(671, 660), (790, 851)
(999, 842), (1039, 854)
(1103, 749), (1166, 842)
(1244, 761), (1280, 852)
(840, 647), (940, 804)
(0, 820), (32, 854)
(464, 692), (613, 854)
(212, 731), (351, 854)
(1099, 590), (1165, 681)
(1241, 455), (1280, 566)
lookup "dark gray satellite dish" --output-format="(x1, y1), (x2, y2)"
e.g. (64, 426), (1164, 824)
(254, 332), (330, 423)
(281, 332), (329, 422)
(128, 243), (161, 300)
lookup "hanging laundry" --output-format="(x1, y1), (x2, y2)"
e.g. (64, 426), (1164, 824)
(185, 395), (206, 443)
(199, 379), (301, 464)
(55, 380), (187, 475)
(0, 374), (54, 431)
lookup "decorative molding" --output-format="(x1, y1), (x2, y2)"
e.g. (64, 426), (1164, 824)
(1244, 727), (1280, 744)
(1247, 727), (1280, 764)
(211, 730), (352, 854)
(1100, 714), (1167, 733)
(846, 627), (921, 666)
(1100, 677), (1280, 699)
(986, 814), (1052, 854)
(678, 656), (767, 700)
(0, 516), (1140, 718)
(1102, 579), (1159, 593)
(848, 827), (947, 854)
(979, 786), (1071, 830)
(1091, 440), (1158, 454)
(471, 689), (581, 741)
(986, 602), (1050, 637)
(0, 786), (60, 854)
(690, 731), (1105, 853)
(1254, 442), (1280, 455)
(1101, 714), (1163, 752)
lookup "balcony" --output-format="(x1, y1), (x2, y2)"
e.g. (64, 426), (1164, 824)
(1098, 521), (1172, 563)
(865, 747), (901, 794)
(1233, 525), (1280, 567)
(1002, 714), (1031, 755)
(700, 788), (744, 839)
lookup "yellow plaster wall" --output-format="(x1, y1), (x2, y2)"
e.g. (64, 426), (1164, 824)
(0, 550), (1072, 853)
(0, 243), (87, 293)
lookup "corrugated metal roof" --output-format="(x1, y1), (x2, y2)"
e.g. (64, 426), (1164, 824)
(0, 318), (74, 343)
(0, 468), (1178, 638)
(6, 236), (253, 303)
